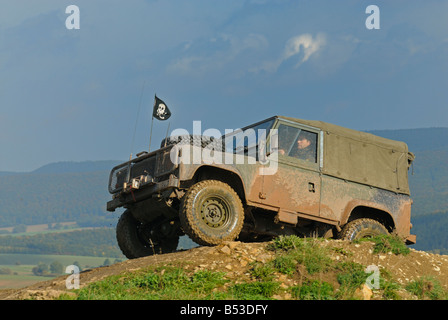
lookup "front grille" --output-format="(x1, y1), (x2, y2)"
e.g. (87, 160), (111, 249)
(131, 156), (156, 178)
(109, 165), (129, 194)
(108, 146), (177, 194)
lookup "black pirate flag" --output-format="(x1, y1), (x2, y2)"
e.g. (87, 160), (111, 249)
(152, 95), (171, 120)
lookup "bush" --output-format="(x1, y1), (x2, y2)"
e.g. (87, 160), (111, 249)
(32, 262), (49, 276)
(230, 281), (279, 300)
(370, 235), (410, 255)
(0, 268), (12, 275)
(336, 262), (370, 299)
(405, 276), (448, 300)
(272, 255), (297, 275)
(270, 236), (333, 274)
(50, 261), (63, 274)
(270, 235), (303, 250)
(291, 280), (335, 300)
(12, 225), (27, 234)
(250, 262), (276, 281)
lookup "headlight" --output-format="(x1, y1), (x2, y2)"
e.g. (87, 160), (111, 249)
(109, 165), (129, 194)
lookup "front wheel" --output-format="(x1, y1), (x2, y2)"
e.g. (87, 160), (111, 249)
(339, 218), (388, 241)
(180, 180), (244, 246)
(116, 210), (179, 259)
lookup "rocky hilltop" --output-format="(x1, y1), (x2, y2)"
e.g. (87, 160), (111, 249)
(1, 237), (448, 301)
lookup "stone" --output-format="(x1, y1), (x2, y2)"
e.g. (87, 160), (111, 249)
(220, 246), (231, 255)
(354, 284), (373, 300)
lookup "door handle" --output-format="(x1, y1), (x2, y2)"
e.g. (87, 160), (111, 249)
(308, 182), (315, 193)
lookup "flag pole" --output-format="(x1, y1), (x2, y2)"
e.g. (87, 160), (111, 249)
(149, 115), (154, 152)
(163, 122), (171, 147)
(149, 93), (158, 152)
(150, 94), (171, 151)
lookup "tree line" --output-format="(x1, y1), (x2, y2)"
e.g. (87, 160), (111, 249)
(0, 228), (123, 258)
(412, 210), (448, 254)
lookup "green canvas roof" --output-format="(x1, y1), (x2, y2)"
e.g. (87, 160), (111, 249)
(277, 116), (414, 195)
(278, 116), (409, 152)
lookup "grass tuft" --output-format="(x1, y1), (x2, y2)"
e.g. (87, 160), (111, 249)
(369, 234), (410, 256)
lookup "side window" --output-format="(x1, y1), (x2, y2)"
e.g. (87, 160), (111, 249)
(278, 124), (318, 163)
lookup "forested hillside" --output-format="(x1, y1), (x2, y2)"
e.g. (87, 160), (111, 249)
(369, 127), (448, 216)
(0, 229), (122, 257)
(411, 211), (448, 254)
(407, 150), (448, 216)
(368, 128), (448, 252)
(0, 161), (120, 228)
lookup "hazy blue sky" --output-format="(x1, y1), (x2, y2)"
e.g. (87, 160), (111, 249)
(1, 0), (447, 171)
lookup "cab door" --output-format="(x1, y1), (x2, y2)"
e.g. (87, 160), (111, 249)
(260, 121), (321, 217)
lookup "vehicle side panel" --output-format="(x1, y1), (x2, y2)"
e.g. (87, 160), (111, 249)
(320, 174), (412, 238)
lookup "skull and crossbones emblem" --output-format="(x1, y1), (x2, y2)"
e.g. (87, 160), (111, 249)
(156, 103), (167, 119)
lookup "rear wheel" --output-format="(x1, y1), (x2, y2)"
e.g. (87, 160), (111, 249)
(339, 218), (388, 241)
(116, 210), (179, 259)
(180, 180), (244, 246)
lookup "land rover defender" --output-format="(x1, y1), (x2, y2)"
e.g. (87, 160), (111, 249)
(107, 116), (416, 259)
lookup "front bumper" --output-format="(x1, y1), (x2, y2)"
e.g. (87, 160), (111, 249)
(405, 234), (417, 245)
(107, 175), (179, 212)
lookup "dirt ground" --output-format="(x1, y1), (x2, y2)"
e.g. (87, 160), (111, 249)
(1, 239), (448, 300)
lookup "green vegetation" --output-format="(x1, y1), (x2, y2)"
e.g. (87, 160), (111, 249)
(231, 281), (280, 300)
(263, 236), (376, 300)
(0, 168), (116, 228)
(405, 276), (448, 300)
(0, 225), (195, 289)
(0, 228), (123, 257)
(268, 236), (333, 274)
(0, 227), (195, 257)
(32, 261), (63, 276)
(335, 261), (372, 299)
(0, 254), (121, 289)
(73, 266), (282, 300)
(75, 267), (231, 300)
(357, 234), (411, 256)
(0, 253), (118, 266)
(412, 211), (448, 254)
(290, 280), (335, 300)
(61, 235), (443, 301)
(408, 150), (448, 216)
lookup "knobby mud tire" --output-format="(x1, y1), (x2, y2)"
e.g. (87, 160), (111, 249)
(339, 218), (388, 241)
(116, 210), (179, 259)
(180, 180), (244, 246)
(116, 210), (153, 259)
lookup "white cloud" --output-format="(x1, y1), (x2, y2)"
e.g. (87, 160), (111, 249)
(255, 33), (326, 72)
(284, 33), (326, 65)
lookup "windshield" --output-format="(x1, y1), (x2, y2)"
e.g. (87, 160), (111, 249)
(221, 118), (275, 152)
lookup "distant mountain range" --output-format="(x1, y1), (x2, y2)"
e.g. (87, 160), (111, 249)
(0, 161), (122, 228)
(368, 127), (448, 217)
(0, 160), (121, 176)
(31, 160), (122, 174)
(0, 127), (447, 252)
(367, 127), (448, 152)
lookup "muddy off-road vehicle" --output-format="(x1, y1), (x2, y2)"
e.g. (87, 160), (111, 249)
(107, 116), (416, 259)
